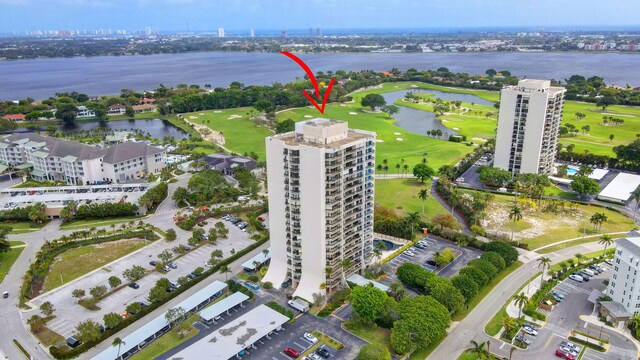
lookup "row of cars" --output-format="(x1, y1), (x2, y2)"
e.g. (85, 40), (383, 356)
(223, 214), (249, 232)
(555, 340), (582, 360)
(568, 263), (607, 283)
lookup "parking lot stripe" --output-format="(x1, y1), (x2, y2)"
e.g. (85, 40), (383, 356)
(293, 341), (307, 350)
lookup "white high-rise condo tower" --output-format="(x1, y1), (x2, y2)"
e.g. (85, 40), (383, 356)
(262, 118), (376, 301)
(493, 79), (566, 175)
(217, 27), (225, 38)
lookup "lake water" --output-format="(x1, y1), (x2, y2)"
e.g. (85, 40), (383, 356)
(382, 88), (493, 136)
(1, 52), (639, 100)
(14, 118), (189, 139)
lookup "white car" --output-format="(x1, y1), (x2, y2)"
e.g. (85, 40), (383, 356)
(522, 326), (538, 336)
(303, 332), (318, 344)
(404, 251), (416, 257)
(569, 274), (584, 283)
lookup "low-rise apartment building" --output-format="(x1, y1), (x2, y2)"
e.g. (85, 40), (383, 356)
(606, 237), (640, 322)
(0, 133), (165, 185)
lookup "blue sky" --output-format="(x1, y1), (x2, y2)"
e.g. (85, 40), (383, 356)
(0, 0), (638, 33)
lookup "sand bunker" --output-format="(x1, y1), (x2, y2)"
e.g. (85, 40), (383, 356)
(394, 132), (401, 135)
(396, 138), (404, 141)
(304, 115), (313, 118)
(189, 116), (198, 119)
(375, 139), (384, 143)
(227, 115), (242, 120)
(411, 85), (418, 87)
(472, 137), (487, 142)
(213, 110), (222, 113)
(340, 104), (346, 107)
(199, 113), (205, 116)
(349, 112), (358, 115)
(453, 127), (460, 130)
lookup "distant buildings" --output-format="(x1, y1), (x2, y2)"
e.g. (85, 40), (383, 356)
(493, 79), (566, 175)
(262, 118), (376, 301)
(0, 133), (166, 185)
(131, 104), (156, 113)
(217, 28), (225, 38)
(250, 29), (255, 38)
(76, 105), (95, 118)
(605, 237), (640, 324)
(107, 105), (126, 115)
(2, 114), (26, 122)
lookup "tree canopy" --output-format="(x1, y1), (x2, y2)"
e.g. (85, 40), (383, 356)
(569, 176), (600, 196)
(361, 94), (386, 110)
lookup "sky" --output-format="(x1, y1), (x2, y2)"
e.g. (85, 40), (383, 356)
(0, 0), (639, 33)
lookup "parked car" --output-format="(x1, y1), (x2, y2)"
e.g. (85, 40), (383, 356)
(128, 282), (140, 289)
(569, 274), (584, 283)
(182, 245), (191, 251)
(404, 250), (416, 257)
(605, 259), (613, 265)
(551, 291), (565, 299)
(187, 273), (196, 280)
(555, 349), (575, 360)
(522, 326), (538, 336)
(284, 347), (299, 358)
(162, 265), (171, 272)
(425, 260), (439, 267)
(577, 271), (591, 281)
(303, 332), (318, 344)
(168, 262), (177, 269)
(66, 337), (81, 348)
(414, 243), (426, 249)
(308, 354), (322, 360)
(315, 346), (330, 359)
(514, 335), (531, 345)
(3, 291), (8, 299)
(588, 265), (602, 274)
(581, 268), (595, 277)
(149, 261), (157, 266)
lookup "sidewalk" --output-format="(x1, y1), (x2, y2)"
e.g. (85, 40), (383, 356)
(580, 314), (640, 353)
(506, 274), (542, 319)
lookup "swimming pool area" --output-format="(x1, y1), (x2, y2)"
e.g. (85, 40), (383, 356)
(567, 167), (578, 176)
(374, 239), (399, 251)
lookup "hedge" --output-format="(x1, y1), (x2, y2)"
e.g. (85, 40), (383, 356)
(228, 280), (254, 299)
(266, 301), (294, 319)
(49, 235), (269, 359)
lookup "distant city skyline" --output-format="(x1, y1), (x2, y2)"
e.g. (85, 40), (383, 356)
(0, 0), (638, 33)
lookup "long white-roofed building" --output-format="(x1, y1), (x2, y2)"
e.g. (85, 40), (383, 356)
(261, 118), (376, 301)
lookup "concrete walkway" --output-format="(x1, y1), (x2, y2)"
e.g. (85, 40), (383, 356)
(580, 314), (640, 354)
(506, 274), (543, 319)
(533, 231), (630, 252)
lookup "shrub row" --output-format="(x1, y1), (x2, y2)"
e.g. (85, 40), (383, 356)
(49, 235), (269, 359)
(317, 288), (350, 318)
(227, 280), (255, 299)
(266, 301), (294, 319)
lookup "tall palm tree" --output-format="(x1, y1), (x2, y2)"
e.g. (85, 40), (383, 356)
(376, 164), (383, 175)
(509, 346), (517, 360)
(405, 212), (420, 236)
(514, 292), (529, 319)
(402, 164), (409, 177)
(395, 163), (401, 177)
(219, 264), (231, 282)
(383, 165), (389, 178)
(537, 257), (552, 287)
(599, 234), (614, 258)
(373, 247), (383, 264)
(502, 316), (516, 337)
(465, 340), (490, 360)
(112, 337), (125, 358)
(508, 206), (523, 242)
(388, 281), (406, 301)
(418, 188), (430, 215)
(631, 187), (640, 223)
(340, 258), (355, 286)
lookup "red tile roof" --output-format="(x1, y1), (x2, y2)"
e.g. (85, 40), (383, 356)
(2, 114), (26, 121)
(140, 98), (156, 104)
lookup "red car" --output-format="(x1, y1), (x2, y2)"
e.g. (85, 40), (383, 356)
(555, 349), (575, 360)
(284, 347), (299, 358)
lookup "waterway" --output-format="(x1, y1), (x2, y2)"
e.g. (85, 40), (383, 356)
(1, 52), (639, 100)
(13, 118), (189, 140)
(381, 88), (494, 136)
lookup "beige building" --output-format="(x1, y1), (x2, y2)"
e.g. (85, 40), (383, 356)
(493, 79), (566, 175)
(262, 118), (376, 301)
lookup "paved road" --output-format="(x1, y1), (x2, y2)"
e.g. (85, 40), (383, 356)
(427, 241), (619, 360)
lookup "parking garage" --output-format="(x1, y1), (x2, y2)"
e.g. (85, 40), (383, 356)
(200, 292), (250, 325)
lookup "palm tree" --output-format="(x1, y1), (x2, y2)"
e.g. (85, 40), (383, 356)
(632, 187), (640, 223)
(340, 258), (355, 286)
(629, 314), (640, 337)
(262, 248), (270, 258)
(599, 234), (614, 258)
(219, 264), (231, 282)
(395, 163), (401, 177)
(418, 188), (430, 215)
(509, 346), (517, 360)
(376, 164), (383, 175)
(537, 257), (552, 287)
(508, 206), (523, 242)
(465, 340), (490, 360)
(405, 212), (420, 236)
(112, 337), (125, 358)
(449, 189), (461, 214)
(514, 292), (529, 319)
(502, 316), (516, 337)
(373, 247), (383, 264)
(388, 281), (406, 301)
(402, 164), (409, 177)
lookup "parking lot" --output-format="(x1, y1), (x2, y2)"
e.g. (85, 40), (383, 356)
(157, 290), (366, 360)
(29, 217), (254, 338)
(381, 235), (483, 285)
(501, 262), (638, 360)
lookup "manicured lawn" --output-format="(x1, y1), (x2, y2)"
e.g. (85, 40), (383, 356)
(475, 191), (635, 249)
(374, 178), (449, 220)
(485, 307), (509, 336)
(129, 316), (199, 360)
(1, 221), (45, 234)
(408, 334), (446, 360)
(537, 236), (624, 254)
(183, 107), (273, 160)
(343, 319), (393, 354)
(452, 261), (524, 322)
(60, 217), (142, 230)
(559, 101), (640, 157)
(42, 239), (148, 292)
(544, 186), (578, 199)
(0, 242), (24, 283)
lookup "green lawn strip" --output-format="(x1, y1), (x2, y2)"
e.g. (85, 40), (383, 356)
(374, 178), (449, 220)
(536, 236), (624, 254)
(42, 238), (148, 292)
(13, 180), (67, 188)
(60, 217), (143, 230)
(549, 248), (614, 272)
(453, 261), (524, 322)
(12, 339), (31, 359)
(34, 316), (66, 347)
(342, 319), (392, 353)
(129, 314), (200, 360)
(300, 331), (344, 357)
(407, 333), (446, 360)
(484, 270), (541, 336)
(2, 221), (45, 233)
(544, 186), (578, 199)
(0, 245), (24, 283)
(9, 241), (25, 247)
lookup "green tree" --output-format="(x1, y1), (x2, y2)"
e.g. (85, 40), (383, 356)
(158, 249), (173, 264)
(75, 319), (101, 343)
(172, 187), (189, 206)
(599, 234), (614, 258)
(108, 276), (122, 289)
(391, 295), (450, 354)
(219, 264), (231, 282)
(165, 228), (177, 241)
(503, 316), (516, 337)
(71, 288), (85, 301)
(89, 285), (107, 299)
(39, 301), (55, 317)
(508, 206), (522, 242)
(358, 343), (391, 360)
(148, 286), (166, 303)
(28, 202), (48, 224)
(537, 257), (552, 287)
(123, 265), (146, 283)
(514, 292), (529, 319)
(112, 337), (126, 358)
(480, 252), (506, 271)
(465, 340), (490, 360)
(483, 241), (519, 266)
(125, 105), (135, 118)
(388, 281), (407, 302)
(381, 104), (400, 118)
(165, 306), (186, 326)
(413, 163), (435, 183)
(275, 118), (295, 133)
(55, 103), (78, 125)
(430, 280), (465, 312)
(103, 312), (122, 328)
(361, 93), (386, 110)
(418, 188), (429, 215)
(451, 274), (479, 302)
(349, 285), (388, 322)
(569, 176), (600, 197)
(254, 99), (276, 113)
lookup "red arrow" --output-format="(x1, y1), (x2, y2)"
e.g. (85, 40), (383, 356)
(281, 51), (335, 114)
